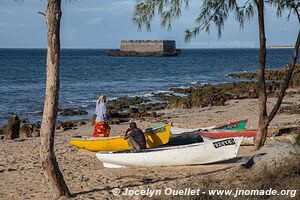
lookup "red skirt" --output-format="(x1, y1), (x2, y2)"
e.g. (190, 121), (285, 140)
(94, 122), (110, 137)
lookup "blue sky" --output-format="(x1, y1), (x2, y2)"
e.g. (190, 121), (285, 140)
(0, 0), (298, 48)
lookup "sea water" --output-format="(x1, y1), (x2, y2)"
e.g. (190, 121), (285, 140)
(0, 48), (294, 126)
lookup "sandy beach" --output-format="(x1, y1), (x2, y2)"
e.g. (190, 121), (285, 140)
(0, 94), (299, 200)
(0, 0), (299, 199)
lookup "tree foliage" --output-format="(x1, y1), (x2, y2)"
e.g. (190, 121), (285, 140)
(268, 0), (300, 21)
(133, 0), (257, 41)
(133, 0), (299, 41)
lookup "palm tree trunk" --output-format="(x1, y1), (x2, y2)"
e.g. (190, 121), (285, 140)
(254, 0), (268, 150)
(40, 0), (71, 199)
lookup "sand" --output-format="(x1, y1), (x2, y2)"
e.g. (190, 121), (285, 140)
(0, 94), (299, 200)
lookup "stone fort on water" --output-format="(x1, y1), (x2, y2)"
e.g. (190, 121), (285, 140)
(106, 40), (181, 56)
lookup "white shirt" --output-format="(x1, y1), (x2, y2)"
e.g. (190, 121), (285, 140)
(95, 103), (108, 122)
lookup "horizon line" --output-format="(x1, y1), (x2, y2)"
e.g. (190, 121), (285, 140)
(0, 47), (294, 50)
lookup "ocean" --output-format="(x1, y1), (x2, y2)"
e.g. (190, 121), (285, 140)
(0, 48), (294, 126)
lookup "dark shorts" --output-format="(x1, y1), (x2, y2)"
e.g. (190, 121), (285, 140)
(128, 137), (146, 150)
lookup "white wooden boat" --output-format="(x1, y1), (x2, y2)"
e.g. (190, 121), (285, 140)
(202, 136), (254, 146)
(96, 137), (243, 168)
(171, 119), (247, 135)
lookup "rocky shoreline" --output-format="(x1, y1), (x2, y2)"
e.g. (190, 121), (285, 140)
(1, 64), (299, 140)
(1, 90), (299, 199)
(227, 64), (300, 87)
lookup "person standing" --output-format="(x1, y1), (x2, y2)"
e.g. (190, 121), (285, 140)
(124, 122), (146, 150)
(94, 95), (110, 137)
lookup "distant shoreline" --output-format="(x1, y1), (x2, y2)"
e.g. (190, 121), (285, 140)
(267, 45), (293, 49)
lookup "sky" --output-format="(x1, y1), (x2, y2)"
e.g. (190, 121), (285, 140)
(0, 0), (298, 48)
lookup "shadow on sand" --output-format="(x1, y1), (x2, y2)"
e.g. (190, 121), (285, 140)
(72, 165), (235, 197)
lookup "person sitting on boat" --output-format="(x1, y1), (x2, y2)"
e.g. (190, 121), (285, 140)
(94, 95), (110, 137)
(124, 122), (146, 150)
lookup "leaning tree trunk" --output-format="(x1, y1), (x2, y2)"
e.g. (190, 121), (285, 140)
(266, 30), (300, 126)
(254, 0), (268, 150)
(40, 0), (71, 199)
(264, 9), (300, 127)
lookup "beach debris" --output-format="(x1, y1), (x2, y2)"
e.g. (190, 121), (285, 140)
(275, 126), (300, 136)
(240, 153), (267, 169)
(31, 129), (40, 138)
(3, 115), (20, 140)
(19, 124), (32, 138)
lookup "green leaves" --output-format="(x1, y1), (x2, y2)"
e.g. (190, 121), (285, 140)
(132, 0), (299, 42)
(267, 0), (300, 22)
(133, 0), (188, 31)
(185, 0), (256, 41)
(234, 0), (255, 29)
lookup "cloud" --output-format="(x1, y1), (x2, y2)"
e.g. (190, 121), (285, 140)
(0, 22), (6, 26)
(86, 17), (103, 25)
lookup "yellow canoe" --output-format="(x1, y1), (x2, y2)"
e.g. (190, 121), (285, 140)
(70, 124), (171, 152)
